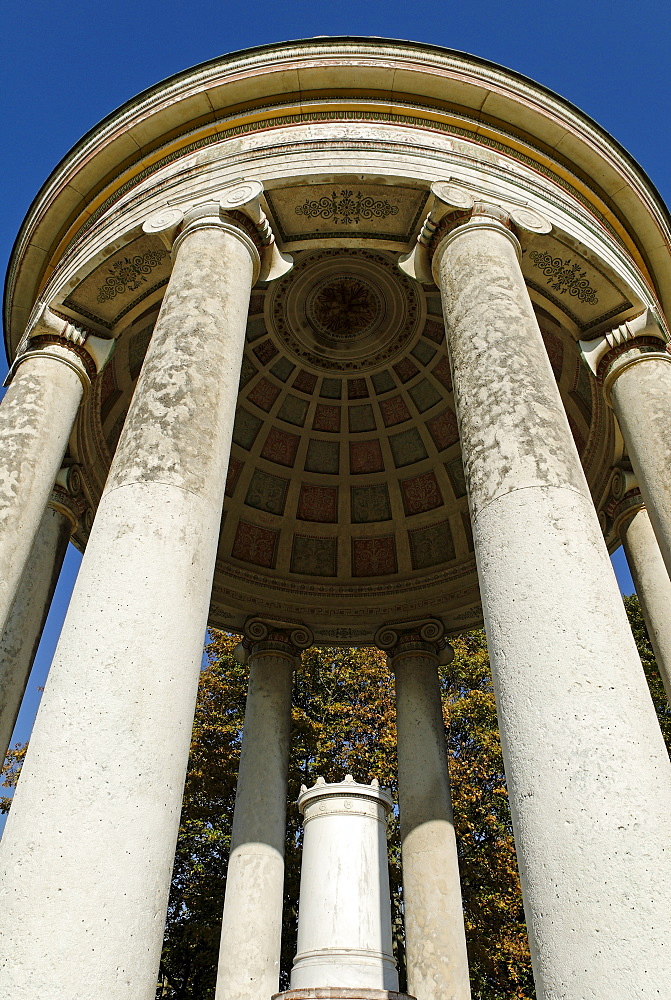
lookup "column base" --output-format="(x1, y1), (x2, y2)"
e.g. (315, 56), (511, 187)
(273, 991), (416, 1000)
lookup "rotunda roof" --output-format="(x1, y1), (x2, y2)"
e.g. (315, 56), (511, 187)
(4, 37), (665, 642)
(5, 37), (671, 353)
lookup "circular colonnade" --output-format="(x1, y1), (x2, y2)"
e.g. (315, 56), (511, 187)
(1, 36), (671, 1000)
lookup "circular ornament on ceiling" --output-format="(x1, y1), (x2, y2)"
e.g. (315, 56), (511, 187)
(265, 248), (424, 373)
(307, 275), (382, 341)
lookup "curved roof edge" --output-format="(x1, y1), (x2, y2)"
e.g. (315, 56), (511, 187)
(5, 36), (670, 352)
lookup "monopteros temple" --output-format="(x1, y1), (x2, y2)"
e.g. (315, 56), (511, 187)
(1, 37), (671, 1000)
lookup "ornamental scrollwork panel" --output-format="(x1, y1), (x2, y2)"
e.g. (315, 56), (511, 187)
(528, 250), (599, 304)
(97, 249), (168, 303)
(295, 189), (399, 225)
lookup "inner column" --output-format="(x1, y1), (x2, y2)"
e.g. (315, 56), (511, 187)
(216, 618), (312, 1000)
(0, 469), (81, 763)
(376, 619), (471, 1000)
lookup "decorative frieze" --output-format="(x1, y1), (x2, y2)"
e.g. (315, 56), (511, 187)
(528, 250), (598, 304)
(96, 249), (168, 303)
(295, 189), (399, 225)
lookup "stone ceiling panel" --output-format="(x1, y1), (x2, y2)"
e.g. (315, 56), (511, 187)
(265, 183), (428, 245)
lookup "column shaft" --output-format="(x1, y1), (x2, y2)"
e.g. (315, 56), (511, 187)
(610, 360), (671, 574)
(216, 642), (295, 1000)
(0, 220), (255, 1000)
(0, 353), (83, 637)
(435, 217), (671, 1000)
(0, 503), (72, 763)
(620, 506), (671, 704)
(393, 646), (470, 1000)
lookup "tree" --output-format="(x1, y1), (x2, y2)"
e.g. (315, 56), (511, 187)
(623, 595), (671, 749)
(4, 598), (670, 999)
(157, 632), (535, 999)
(0, 740), (26, 814)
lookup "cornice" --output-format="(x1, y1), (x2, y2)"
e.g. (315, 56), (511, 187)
(5, 37), (671, 355)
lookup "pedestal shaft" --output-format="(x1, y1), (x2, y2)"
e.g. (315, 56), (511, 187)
(291, 780), (398, 992)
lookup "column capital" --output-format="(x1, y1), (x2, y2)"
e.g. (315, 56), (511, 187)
(606, 464), (645, 536)
(142, 179), (293, 284)
(235, 616), (314, 661)
(4, 305), (115, 390)
(48, 466), (87, 533)
(398, 179), (550, 284)
(579, 308), (671, 403)
(375, 616), (454, 663)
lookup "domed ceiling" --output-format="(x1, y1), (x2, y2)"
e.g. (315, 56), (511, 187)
(9, 38), (665, 642)
(84, 242), (606, 645)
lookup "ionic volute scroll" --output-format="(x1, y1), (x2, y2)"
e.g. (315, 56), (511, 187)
(375, 616), (454, 664)
(4, 303), (115, 390)
(233, 616), (315, 663)
(398, 179), (551, 285)
(579, 308), (671, 403)
(48, 465), (88, 534)
(142, 179), (293, 285)
(606, 462), (645, 537)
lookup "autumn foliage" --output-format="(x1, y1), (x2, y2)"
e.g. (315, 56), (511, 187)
(157, 631), (535, 999)
(4, 600), (670, 1000)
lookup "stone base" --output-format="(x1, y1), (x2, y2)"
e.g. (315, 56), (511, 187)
(273, 991), (416, 1000)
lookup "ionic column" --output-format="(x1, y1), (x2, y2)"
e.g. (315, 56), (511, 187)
(609, 466), (671, 705)
(580, 312), (671, 574)
(216, 618), (312, 1000)
(421, 181), (671, 1000)
(0, 182), (290, 1000)
(0, 309), (112, 638)
(375, 618), (470, 1000)
(0, 467), (82, 763)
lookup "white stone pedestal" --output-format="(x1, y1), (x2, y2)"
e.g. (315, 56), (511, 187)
(275, 990), (414, 1000)
(289, 777), (399, 993)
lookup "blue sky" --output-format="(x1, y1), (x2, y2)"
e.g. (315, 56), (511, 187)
(2, 0), (667, 771)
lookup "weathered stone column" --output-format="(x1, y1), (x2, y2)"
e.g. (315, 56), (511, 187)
(609, 466), (671, 705)
(0, 467), (82, 764)
(0, 308), (112, 639)
(581, 311), (671, 574)
(289, 776), (398, 992)
(0, 183), (290, 1000)
(216, 618), (312, 1000)
(423, 181), (671, 1000)
(375, 619), (470, 1000)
